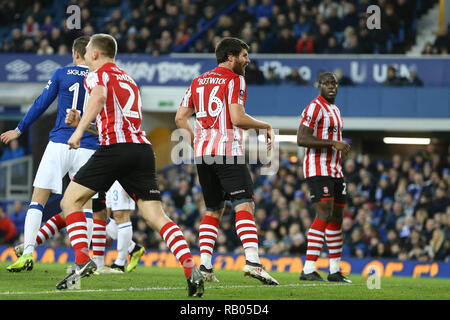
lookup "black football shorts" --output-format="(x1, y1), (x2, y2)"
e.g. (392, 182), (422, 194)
(73, 143), (161, 202)
(195, 156), (254, 211)
(306, 176), (346, 206)
(92, 191), (106, 212)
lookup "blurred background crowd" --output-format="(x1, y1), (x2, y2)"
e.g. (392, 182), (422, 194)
(0, 0), (447, 57)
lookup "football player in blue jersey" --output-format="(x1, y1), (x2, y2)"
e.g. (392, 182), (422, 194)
(2, 36), (99, 272)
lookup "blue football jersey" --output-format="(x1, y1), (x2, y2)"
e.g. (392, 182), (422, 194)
(17, 65), (98, 150)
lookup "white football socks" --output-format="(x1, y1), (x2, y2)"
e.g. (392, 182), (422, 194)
(23, 202), (44, 255)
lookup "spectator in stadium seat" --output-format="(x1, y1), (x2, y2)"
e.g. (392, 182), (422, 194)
(231, 2), (255, 35)
(136, 27), (151, 52)
(383, 65), (407, 86)
(341, 3), (359, 29)
(421, 42), (437, 55)
(48, 27), (62, 52)
(22, 15), (39, 38)
(37, 38), (54, 55)
(293, 15), (311, 38)
(423, 218), (436, 243)
(255, 0), (274, 21)
(394, 0), (415, 36)
(157, 30), (174, 54)
(216, 15), (234, 39)
(130, 8), (145, 31)
(189, 39), (208, 53)
(276, 28), (297, 53)
(334, 68), (353, 86)
(407, 171), (424, 202)
(197, 5), (216, 29)
(57, 44), (69, 55)
(432, 186), (450, 215)
(245, 60), (265, 85)
(383, 3), (400, 35)
(348, 228), (365, 256)
(0, 139), (25, 162)
(322, 36), (341, 54)
(296, 31), (314, 54)
(314, 23), (332, 53)
(284, 69), (307, 86)
(425, 229), (448, 260)
(40, 15), (54, 40)
(10, 28), (24, 53)
(265, 67), (281, 85)
(406, 66), (424, 87)
(23, 1), (45, 25)
(0, 205), (17, 244)
(325, 6), (343, 32)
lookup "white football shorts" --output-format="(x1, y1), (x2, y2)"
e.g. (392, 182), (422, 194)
(33, 141), (96, 195)
(106, 180), (136, 211)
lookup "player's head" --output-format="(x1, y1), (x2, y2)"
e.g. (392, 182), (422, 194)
(215, 37), (250, 76)
(85, 33), (117, 69)
(72, 36), (90, 65)
(318, 72), (338, 103)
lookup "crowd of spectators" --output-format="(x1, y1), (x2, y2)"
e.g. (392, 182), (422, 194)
(0, 0), (441, 56)
(5, 144), (450, 263)
(421, 25), (450, 55)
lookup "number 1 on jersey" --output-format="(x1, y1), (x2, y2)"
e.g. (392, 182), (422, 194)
(67, 82), (88, 115)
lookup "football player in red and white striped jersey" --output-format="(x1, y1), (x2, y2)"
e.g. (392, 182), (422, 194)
(57, 34), (204, 296)
(175, 37), (278, 286)
(297, 72), (352, 283)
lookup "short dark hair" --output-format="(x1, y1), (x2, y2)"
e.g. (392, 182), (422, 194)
(72, 36), (90, 58)
(215, 37), (249, 64)
(90, 33), (117, 59)
(318, 72), (337, 84)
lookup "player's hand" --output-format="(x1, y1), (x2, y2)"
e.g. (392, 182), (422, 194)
(0, 130), (19, 144)
(68, 130), (83, 150)
(65, 109), (81, 128)
(265, 126), (273, 151)
(332, 140), (351, 156)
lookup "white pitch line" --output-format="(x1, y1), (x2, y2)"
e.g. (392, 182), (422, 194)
(0, 282), (359, 296)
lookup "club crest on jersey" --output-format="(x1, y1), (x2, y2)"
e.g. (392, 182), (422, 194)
(45, 80), (52, 89)
(239, 89), (245, 98)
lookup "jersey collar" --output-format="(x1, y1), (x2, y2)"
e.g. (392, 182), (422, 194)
(317, 95), (333, 107)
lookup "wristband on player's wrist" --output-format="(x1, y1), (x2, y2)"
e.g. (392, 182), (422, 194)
(15, 127), (22, 136)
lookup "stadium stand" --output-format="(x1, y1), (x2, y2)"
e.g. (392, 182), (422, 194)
(0, 0), (443, 55)
(0, 0), (449, 264)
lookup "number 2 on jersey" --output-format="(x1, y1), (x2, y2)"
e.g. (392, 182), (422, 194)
(196, 85), (223, 118)
(119, 81), (141, 119)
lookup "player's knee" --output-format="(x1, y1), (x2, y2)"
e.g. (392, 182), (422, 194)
(93, 209), (107, 220)
(60, 193), (86, 214)
(314, 202), (333, 220)
(113, 210), (131, 224)
(59, 196), (71, 215)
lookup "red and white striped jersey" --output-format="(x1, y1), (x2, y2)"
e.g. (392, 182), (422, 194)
(180, 66), (246, 157)
(84, 62), (150, 146)
(299, 95), (344, 178)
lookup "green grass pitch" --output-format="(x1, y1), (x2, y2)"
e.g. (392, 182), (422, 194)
(0, 261), (449, 300)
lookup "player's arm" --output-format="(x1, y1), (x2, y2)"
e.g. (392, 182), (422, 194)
(297, 123), (350, 155)
(65, 109), (98, 136)
(68, 85), (106, 149)
(229, 103), (273, 150)
(0, 71), (59, 144)
(175, 106), (195, 148)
